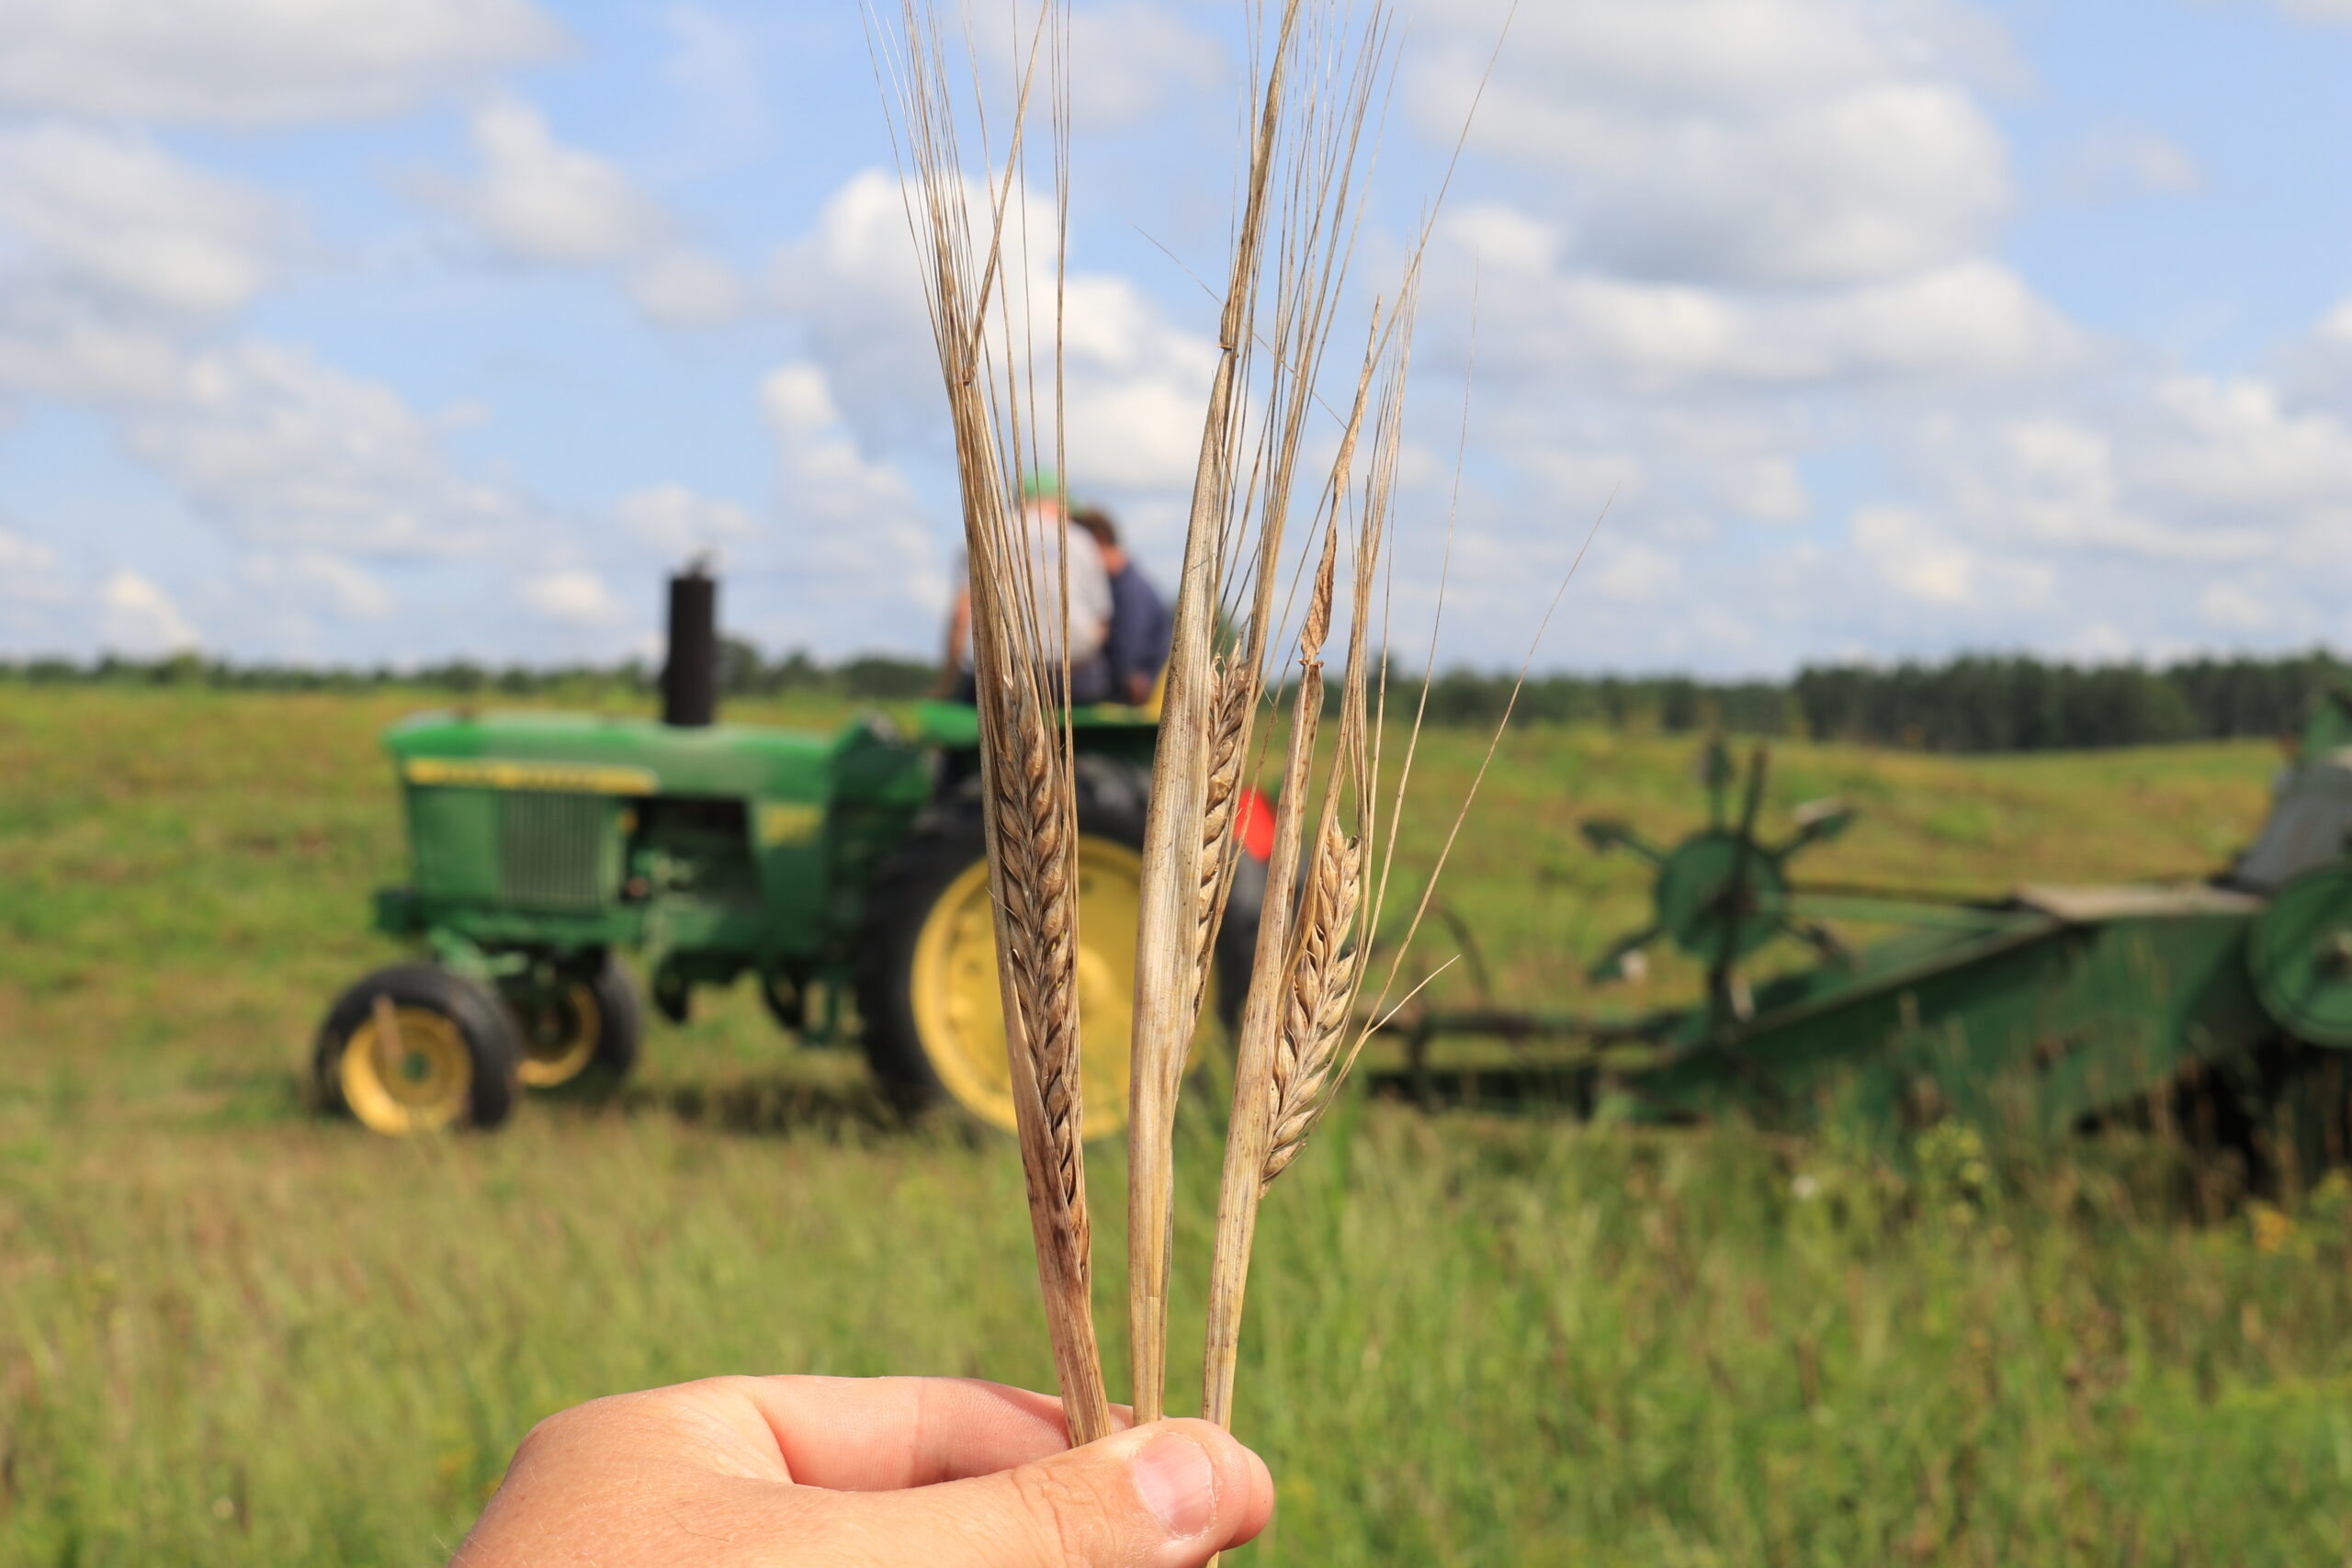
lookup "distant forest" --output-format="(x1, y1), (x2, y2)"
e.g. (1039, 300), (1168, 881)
(6, 641), (2344, 756)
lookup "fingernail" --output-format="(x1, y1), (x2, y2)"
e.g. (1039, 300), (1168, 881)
(1131, 1431), (1218, 1540)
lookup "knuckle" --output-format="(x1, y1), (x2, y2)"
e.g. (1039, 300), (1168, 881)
(512, 1387), (665, 1465)
(512, 1404), (583, 1461)
(1006, 1460), (1116, 1562)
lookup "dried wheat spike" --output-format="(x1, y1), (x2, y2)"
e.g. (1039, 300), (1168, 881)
(1263, 818), (1363, 1188)
(1187, 656), (1255, 1028)
(990, 673), (1086, 1210)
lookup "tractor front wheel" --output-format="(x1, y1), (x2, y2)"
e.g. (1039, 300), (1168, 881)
(314, 964), (521, 1134)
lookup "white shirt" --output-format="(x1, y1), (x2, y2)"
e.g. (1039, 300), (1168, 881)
(962, 503), (1112, 667)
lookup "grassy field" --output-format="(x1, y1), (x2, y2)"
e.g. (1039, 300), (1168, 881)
(6, 685), (2349, 1565)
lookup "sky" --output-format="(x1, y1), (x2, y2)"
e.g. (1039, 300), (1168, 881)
(0, 0), (2347, 675)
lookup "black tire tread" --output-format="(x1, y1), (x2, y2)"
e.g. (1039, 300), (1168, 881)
(583, 953), (643, 1078)
(313, 962), (523, 1131)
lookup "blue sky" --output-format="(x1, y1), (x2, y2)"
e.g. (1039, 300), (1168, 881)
(0, 0), (2346, 674)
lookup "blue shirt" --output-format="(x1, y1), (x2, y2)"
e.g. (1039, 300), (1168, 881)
(1104, 562), (1172, 698)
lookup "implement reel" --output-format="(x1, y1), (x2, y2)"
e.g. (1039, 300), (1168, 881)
(1581, 739), (1855, 1036)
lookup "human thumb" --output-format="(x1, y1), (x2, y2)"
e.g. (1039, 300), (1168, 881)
(845, 1418), (1274, 1568)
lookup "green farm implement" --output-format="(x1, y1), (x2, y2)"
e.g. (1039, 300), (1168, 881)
(314, 572), (1269, 1137)
(1385, 693), (2352, 1173)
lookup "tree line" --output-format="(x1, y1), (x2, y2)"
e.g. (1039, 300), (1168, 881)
(1381, 651), (2347, 751)
(5, 644), (2342, 754)
(0, 637), (937, 703)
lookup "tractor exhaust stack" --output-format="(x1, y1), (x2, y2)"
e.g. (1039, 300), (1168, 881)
(662, 565), (718, 728)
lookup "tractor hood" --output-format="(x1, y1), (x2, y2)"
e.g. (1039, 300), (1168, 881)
(383, 709), (841, 799)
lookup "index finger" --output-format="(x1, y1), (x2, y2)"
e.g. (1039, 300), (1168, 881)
(688, 1375), (1137, 1492)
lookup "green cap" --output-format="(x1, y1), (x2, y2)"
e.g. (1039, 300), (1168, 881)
(1020, 467), (1060, 500)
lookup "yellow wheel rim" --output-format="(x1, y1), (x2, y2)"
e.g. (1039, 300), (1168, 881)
(512, 983), (601, 1089)
(910, 836), (1204, 1139)
(339, 1005), (473, 1134)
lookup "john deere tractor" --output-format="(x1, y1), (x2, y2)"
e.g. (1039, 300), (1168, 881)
(313, 572), (1269, 1136)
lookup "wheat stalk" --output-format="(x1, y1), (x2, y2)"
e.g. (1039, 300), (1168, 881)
(1122, 0), (1306, 1423)
(1200, 295), (1402, 1432)
(870, 0), (1112, 1448)
(876, 0), (1511, 1475)
(1125, 0), (1396, 1427)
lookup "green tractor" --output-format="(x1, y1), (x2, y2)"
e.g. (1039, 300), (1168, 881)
(314, 572), (1271, 1137)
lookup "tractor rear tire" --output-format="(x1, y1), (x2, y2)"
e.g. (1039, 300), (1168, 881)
(854, 757), (1259, 1138)
(314, 964), (522, 1134)
(503, 954), (642, 1090)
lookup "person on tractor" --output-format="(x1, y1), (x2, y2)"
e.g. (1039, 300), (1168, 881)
(938, 470), (1114, 705)
(1072, 504), (1172, 708)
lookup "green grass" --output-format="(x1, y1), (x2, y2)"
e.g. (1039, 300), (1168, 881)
(4, 686), (2346, 1566)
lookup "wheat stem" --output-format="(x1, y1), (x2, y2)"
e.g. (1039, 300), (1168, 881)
(1125, 0), (1308, 1426)
(871, 0), (1111, 1448)
(1200, 517), (1339, 1433)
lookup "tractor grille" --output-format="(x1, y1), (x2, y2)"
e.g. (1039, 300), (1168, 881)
(498, 792), (611, 909)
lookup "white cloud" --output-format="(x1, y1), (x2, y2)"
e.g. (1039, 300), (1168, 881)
(1444, 204), (1564, 276)
(1410, 0), (2011, 287)
(1913, 377), (2352, 568)
(1064, 3), (1226, 128)
(1825, 345), (2352, 656)
(430, 96), (746, 325)
(0, 124), (284, 317)
(522, 568), (629, 627)
(98, 570), (198, 653)
(1726, 456), (1810, 522)
(0, 127), (287, 403)
(0, 525), (56, 575)
(626, 245), (746, 325)
(2138, 374), (2352, 518)
(1588, 538), (1681, 602)
(442, 96), (664, 265)
(2199, 580), (2271, 631)
(0, 288), (185, 401)
(772, 169), (1217, 491)
(756, 360), (951, 642)
(2054, 129), (2201, 200)
(616, 482), (755, 558)
(241, 552), (396, 618)
(124, 341), (525, 555)
(1442, 236), (2082, 389)
(768, 171), (941, 447)
(662, 4), (769, 159)
(1373, 0), (2127, 673)
(964, 1), (1225, 130)
(1851, 504), (1976, 604)
(762, 361), (933, 565)
(0, 0), (560, 125)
